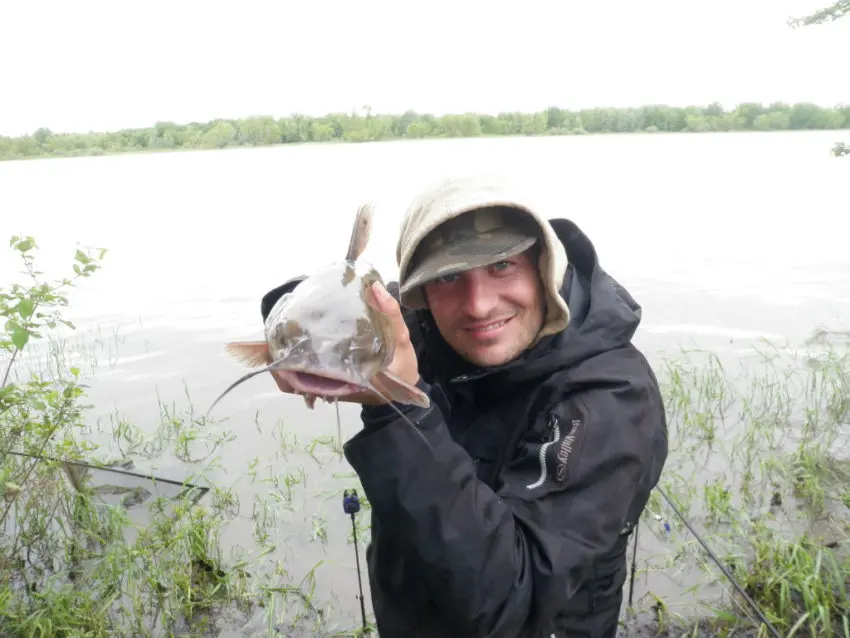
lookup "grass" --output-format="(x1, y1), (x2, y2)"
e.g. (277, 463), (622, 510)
(2, 235), (848, 637)
(632, 334), (850, 637)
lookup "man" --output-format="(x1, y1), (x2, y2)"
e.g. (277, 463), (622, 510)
(259, 175), (668, 637)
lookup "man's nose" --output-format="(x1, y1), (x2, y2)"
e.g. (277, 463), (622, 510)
(461, 272), (498, 318)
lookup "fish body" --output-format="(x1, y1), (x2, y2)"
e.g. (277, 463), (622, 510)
(243, 257), (394, 401)
(206, 203), (430, 417)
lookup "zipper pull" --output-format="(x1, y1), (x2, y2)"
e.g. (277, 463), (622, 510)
(548, 413), (560, 439)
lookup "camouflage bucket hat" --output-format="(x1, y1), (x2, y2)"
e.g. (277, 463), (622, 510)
(395, 173), (571, 342)
(399, 206), (540, 299)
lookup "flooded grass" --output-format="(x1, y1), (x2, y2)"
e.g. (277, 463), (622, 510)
(628, 335), (850, 637)
(2, 236), (848, 636)
(1, 330), (376, 637)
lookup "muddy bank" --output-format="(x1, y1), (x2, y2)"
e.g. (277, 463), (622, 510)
(619, 612), (763, 637)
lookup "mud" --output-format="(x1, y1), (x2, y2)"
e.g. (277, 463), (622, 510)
(618, 612), (763, 637)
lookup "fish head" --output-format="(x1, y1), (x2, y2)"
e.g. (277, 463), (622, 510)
(262, 259), (394, 396)
(208, 200), (430, 416)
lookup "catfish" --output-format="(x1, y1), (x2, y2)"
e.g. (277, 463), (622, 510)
(204, 203), (431, 419)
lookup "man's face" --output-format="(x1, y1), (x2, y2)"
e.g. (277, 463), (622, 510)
(422, 247), (545, 368)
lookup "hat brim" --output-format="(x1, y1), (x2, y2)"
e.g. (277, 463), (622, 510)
(399, 232), (538, 298)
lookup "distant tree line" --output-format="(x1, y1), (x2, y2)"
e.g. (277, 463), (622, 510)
(2, 101), (849, 162)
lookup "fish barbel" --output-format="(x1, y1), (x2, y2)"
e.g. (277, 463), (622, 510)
(204, 203), (431, 419)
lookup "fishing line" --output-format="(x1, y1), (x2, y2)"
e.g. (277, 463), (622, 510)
(655, 485), (782, 638)
(5, 449), (209, 504)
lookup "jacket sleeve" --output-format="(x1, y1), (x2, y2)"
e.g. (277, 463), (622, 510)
(342, 350), (667, 637)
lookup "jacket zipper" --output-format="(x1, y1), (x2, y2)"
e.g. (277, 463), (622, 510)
(525, 413), (560, 490)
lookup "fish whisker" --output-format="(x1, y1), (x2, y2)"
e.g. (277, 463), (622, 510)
(204, 357), (289, 420)
(366, 382), (429, 436)
(335, 400), (342, 448)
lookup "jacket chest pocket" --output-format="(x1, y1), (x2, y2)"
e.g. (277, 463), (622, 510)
(460, 408), (549, 488)
(464, 436), (500, 485)
(452, 394), (559, 489)
(458, 412), (511, 487)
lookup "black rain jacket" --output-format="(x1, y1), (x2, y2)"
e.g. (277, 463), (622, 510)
(260, 217), (669, 637)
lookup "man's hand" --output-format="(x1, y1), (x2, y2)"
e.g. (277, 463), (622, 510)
(368, 281), (420, 389)
(268, 281), (420, 406)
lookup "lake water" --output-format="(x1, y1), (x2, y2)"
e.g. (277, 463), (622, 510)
(1, 130), (849, 633)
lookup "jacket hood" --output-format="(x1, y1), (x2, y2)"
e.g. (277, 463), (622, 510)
(396, 174), (571, 345)
(412, 215), (644, 387)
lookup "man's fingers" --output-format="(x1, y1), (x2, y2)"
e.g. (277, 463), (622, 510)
(370, 282), (396, 312)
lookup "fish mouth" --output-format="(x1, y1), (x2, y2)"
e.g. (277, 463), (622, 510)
(277, 370), (365, 397)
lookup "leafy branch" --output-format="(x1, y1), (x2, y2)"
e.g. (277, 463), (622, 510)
(788, 1), (849, 157)
(1, 235), (107, 524)
(788, 0), (850, 27)
(1, 235), (107, 389)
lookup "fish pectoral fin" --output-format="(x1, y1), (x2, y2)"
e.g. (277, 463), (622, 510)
(373, 370), (431, 409)
(224, 341), (271, 367)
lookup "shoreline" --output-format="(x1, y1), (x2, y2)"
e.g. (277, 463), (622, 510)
(2, 101), (848, 163)
(2, 128), (848, 164)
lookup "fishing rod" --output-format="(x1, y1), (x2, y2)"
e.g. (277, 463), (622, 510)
(4, 449), (210, 504)
(343, 488), (369, 633)
(634, 485), (783, 638)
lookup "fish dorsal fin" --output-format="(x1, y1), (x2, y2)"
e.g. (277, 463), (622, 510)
(345, 203), (373, 263)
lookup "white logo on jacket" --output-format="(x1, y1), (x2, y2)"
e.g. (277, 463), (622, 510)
(526, 418), (582, 490)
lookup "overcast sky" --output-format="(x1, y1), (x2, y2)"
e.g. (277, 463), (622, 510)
(1, 0), (848, 137)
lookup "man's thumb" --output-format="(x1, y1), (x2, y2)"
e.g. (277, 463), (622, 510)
(371, 282), (412, 346)
(371, 282), (396, 312)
